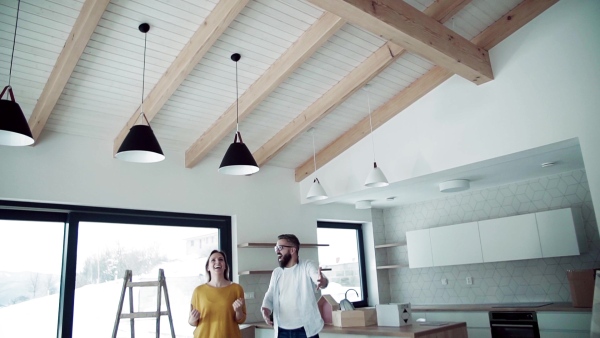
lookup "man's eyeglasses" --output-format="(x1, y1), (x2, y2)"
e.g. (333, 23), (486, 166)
(274, 245), (294, 252)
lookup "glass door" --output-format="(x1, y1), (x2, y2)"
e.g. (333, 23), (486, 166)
(0, 216), (66, 338)
(73, 222), (219, 338)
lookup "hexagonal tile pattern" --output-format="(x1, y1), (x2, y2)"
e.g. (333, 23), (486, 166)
(379, 169), (599, 304)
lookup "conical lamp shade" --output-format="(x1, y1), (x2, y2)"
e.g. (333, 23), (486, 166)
(219, 132), (259, 175)
(307, 178), (328, 201)
(0, 97), (34, 146)
(365, 162), (389, 187)
(116, 125), (165, 163)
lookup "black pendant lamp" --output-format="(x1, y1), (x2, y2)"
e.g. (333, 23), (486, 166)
(218, 53), (259, 175)
(115, 23), (164, 163)
(0, 0), (34, 146)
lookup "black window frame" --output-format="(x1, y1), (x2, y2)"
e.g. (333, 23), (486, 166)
(317, 221), (369, 308)
(0, 200), (231, 338)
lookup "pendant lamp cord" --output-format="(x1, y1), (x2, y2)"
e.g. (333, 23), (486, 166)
(366, 86), (376, 163)
(235, 58), (239, 134)
(140, 29), (148, 125)
(312, 130), (317, 174)
(7, 0), (21, 88)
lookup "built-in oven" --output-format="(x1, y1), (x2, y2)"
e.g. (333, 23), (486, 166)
(489, 311), (540, 338)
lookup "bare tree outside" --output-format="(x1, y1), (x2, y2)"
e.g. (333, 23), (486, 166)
(29, 273), (39, 298)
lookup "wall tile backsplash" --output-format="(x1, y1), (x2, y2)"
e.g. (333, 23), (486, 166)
(378, 169), (599, 305)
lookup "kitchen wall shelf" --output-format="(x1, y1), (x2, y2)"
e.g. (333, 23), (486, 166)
(239, 268), (332, 275)
(238, 243), (329, 248)
(374, 242), (406, 249)
(376, 264), (407, 270)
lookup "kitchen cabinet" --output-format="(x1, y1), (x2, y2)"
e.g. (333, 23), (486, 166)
(430, 222), (483, 267)
(478, 213), (542, 263)
(374, 242), (408, 270)
(406, 229), (433, 268)
(237, 242), (328, 275)
(537, 311), (591, 338)
(535, 208), (586, 258)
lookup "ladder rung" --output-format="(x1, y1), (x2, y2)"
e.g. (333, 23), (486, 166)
(127, 281), (161, 287)
(120, 311), (169, 319)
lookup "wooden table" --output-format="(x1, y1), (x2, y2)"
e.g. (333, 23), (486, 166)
(252, 321), (467, 337)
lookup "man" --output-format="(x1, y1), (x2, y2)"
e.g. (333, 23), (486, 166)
(261, 234), (329, 338)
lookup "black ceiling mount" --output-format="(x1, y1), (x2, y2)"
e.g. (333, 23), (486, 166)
(139, 23), (150, 33)
(231, 53), (241, 62)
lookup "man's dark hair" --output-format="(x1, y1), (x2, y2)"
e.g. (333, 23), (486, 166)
(278, 234), (300, 252)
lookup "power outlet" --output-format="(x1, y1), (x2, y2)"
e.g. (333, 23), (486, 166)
(466, 277), (473, 285)
(441, 278), (448, 285)
(244, 292), (255, 299)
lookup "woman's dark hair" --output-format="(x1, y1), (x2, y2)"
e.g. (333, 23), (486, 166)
(278, 234), (300, 253)
(205, 249), (230, 282)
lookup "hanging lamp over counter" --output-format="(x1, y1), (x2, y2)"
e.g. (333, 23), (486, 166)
(116, 23), (165, 163)
(306, 127), (328, 201)
(219, 53), (259, 175)
(0, 0), (34, 146)
(363, 84), (388, 187)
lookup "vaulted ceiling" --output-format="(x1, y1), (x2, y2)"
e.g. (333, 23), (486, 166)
(0, 0), (558, 181)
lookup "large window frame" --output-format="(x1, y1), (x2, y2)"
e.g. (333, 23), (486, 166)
(0, 200), (231, 338)
(317, 221), (369, 308)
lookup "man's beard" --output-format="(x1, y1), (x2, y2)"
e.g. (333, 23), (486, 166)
(278, 252), (292, 268)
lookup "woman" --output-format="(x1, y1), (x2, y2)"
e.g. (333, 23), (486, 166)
(188, 250), (246, 338)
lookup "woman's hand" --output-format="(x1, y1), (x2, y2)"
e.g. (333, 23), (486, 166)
(188, 304), (200, 326)
(233, 297), (245, 321)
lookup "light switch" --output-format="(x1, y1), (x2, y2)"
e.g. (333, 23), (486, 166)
(244, 292), (255, 299)
(466, 277), (473, 285)
(441, 278), (448, 285)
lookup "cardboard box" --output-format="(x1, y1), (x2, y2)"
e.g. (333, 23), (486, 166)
(332, 308), (377, 327)
(318, 295), (340, 324)
(376, 303), (413, 327)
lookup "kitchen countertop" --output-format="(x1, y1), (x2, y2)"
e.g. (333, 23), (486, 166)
(252, 321), (467, 337)
(411, 301), (591, 312)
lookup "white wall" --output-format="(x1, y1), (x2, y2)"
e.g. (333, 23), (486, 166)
(0, 131), (372, 275)
(300, 0), (600, 226)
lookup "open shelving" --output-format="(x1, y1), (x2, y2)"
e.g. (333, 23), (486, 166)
(374, 241), (406, 249)
(238, 242), (330, 275)
(237, 243), (329, 248)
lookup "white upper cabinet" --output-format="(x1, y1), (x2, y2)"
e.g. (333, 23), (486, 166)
(406, 229), (433, 268)
(430, 222), (483, 267)
(536, 208), (587, 257)
(478, 213), (542, 263)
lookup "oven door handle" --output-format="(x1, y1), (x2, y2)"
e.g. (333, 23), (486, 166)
(491, 323), (535, 328)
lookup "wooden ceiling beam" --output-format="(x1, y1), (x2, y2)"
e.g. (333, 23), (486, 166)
(113, 0), (249, 156)
(254, 0), (471, 166)
(308, 0), (493, 85)
(295, 0), (559, 182)
(184, 12), (346, 168)
(27, 0), (110, 141)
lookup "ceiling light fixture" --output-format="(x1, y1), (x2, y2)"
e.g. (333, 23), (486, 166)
(218, 53), (259, 175)
(541, 162), (556, 168)
(0, 0), (34, 146)
(116, 23), (165, 163)
(439, 179), (470, 193)
(306, 128), (328, 200)
(355, 200), (372, 209)
(363, 84), (388, 187)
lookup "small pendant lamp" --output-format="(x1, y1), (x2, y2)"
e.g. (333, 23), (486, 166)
(218, 53), (259, 175)
(306, 128), (328, 201)
(0, 0), (34, 146)
(116, 23), (165, 163)
(363, 85), (388, 187)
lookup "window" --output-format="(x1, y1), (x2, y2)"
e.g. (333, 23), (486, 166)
(317, 221), (368, 308)
(0, 201), (231, 338)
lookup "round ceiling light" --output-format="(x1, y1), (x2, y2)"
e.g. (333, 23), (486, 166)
(439, 179), (470, 193)
(355, 200), (373, 209)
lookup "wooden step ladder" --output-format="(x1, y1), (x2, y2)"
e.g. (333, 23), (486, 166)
(112, 269), (175, 338)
